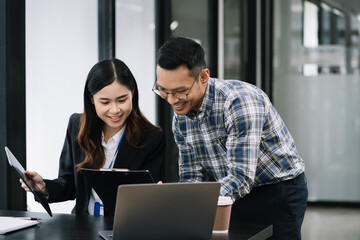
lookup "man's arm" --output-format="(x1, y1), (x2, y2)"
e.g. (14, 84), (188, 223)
(219, 95), (266, 200)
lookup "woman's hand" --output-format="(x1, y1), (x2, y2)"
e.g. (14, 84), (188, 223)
(20, 171), (48, 197)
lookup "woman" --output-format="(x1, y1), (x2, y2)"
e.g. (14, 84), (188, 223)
(21, 59), (165, 215)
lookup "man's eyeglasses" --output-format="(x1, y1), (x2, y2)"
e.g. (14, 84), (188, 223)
(152, 70), (201, 100)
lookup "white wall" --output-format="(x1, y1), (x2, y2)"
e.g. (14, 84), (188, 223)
(26, 0), (98, 213)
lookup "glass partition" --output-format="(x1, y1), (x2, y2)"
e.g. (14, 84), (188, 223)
(273, 0), (360, 202)
(171, 0), (209, 65)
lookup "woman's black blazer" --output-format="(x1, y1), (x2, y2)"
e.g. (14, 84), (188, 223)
(43, 113), (166, 215)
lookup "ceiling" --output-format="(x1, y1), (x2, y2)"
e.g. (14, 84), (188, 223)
(325, 0), (360, 17)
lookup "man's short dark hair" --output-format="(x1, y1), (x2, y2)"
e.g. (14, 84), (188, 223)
(156, 36), (206, 76)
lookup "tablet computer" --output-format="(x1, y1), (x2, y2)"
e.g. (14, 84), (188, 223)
(4, 146), (53, 217)
(81, 168), (154, 215)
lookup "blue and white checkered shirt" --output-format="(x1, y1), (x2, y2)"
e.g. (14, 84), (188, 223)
(173, 78), (305, 200)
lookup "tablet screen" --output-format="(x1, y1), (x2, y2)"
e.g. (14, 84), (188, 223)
(4, 147), (53, 217)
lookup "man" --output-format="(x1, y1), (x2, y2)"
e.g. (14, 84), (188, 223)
(154, 36), (308, 239)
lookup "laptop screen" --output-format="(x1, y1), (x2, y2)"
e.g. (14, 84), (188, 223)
(106, 182), (220, 240)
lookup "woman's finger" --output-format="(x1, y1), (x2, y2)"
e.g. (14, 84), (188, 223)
(19, 178), (30, 192)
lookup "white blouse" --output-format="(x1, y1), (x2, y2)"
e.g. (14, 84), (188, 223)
(87, 126), (126, 215)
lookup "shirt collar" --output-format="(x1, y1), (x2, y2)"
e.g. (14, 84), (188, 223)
(101, 126), (126, 147)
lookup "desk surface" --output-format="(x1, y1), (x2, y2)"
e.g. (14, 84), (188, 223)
(0, 210), (272, 240)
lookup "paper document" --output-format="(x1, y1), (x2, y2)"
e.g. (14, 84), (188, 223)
(0, 217), (39, 234)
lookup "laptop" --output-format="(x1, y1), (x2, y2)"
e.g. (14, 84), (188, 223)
(99, 182), (220, 240)
(4, 146), (53, 217)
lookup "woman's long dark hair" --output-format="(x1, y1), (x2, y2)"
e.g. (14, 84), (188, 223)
(76, 59), (159, 171)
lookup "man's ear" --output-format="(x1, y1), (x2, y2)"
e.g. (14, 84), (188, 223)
(199, 68), (210, 85)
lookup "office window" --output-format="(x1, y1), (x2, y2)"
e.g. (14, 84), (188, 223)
(115, 0), (156, 124)
(26, 0), (98, 213)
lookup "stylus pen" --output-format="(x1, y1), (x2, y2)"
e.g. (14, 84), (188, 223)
(14, 217), (41, 220)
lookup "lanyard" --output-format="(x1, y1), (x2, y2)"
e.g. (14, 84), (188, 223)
(108, 130), (126, 169)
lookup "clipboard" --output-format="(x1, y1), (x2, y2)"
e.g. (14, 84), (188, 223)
(81, 168), (155, 215)
(4, 147), (53, 217)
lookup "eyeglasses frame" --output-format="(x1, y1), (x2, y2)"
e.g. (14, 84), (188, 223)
(152, 70), (202, 100)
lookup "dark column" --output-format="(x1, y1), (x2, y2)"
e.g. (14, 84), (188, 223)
(344, 14), (352, 74)
(155, 0), (179, 182)
(330, 11), (338, 44)
(261, 0), (273, 99)
(0, 0), (27, 210)
(246, 0), (257, 86)
(239, 0), (257, 85)
(98, 0), (115, 61)
(208, 0), (218, 78)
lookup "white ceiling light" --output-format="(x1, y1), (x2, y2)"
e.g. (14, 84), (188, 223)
(170, 21), (179, 31)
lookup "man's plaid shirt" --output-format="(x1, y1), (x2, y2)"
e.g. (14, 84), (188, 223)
(173, 78), (305, 200)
